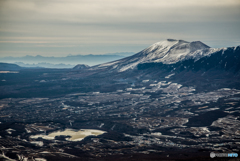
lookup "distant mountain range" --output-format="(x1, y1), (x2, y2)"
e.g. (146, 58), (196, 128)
(14, 62), (75, 68)
(0, 52), (135, 68)
(1, 39), (239, 73)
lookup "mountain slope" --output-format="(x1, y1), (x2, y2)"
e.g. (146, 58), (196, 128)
(138, 45), (240, 72)
(0, 62), (23, 71)
(92, 39), (238, 72)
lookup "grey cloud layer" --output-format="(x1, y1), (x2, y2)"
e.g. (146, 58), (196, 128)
(0, 0), (240, 57)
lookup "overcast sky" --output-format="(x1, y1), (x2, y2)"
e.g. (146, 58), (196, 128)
(0, 0), (240, 57)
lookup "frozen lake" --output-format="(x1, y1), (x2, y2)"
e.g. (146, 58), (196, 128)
(30, 129), (106, 141)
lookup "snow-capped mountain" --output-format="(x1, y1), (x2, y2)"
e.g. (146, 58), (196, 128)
(92, 39), (238, 72)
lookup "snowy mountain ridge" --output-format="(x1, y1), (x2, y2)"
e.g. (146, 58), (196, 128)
(93, 39), (236, 72)
(136, 39), (210, 63)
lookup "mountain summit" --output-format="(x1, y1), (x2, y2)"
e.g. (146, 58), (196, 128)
(143, 39), (209, 55)
(137, 39), (210, 63)
(94, 39), (223, 72)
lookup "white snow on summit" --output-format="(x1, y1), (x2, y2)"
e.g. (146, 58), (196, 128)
(135, 39), (211, 64)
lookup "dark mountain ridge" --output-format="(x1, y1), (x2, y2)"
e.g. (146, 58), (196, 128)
(89, 39), (239, 74)
(137, 46), (240, 72)
(0, 62), (23, 71)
